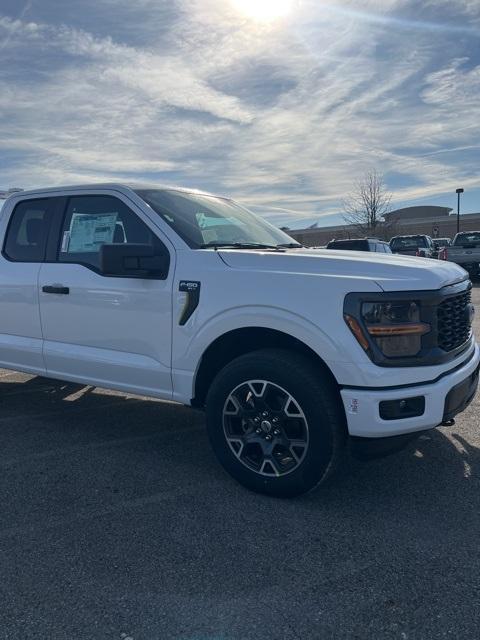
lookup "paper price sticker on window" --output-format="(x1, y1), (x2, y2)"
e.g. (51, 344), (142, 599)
(66, 213), (118, 253)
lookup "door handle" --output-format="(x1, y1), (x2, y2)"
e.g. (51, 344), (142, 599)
(42, 285), (70, 295)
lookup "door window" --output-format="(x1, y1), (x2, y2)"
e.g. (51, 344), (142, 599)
(58, 195), (165, 272)
(3, 199), (52, 262)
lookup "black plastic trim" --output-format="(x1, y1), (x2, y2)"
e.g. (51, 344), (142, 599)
(379, 396), (425, 420)
(45, 197), (68, 262)
(442, 364), (479, 421)
(343, 279), (473, 367)
(42, 285), (70, 295)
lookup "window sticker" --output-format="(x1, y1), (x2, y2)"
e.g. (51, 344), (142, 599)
(65, 213), (118, 253)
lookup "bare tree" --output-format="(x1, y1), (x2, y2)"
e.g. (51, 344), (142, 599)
(343, 170), (392, 238)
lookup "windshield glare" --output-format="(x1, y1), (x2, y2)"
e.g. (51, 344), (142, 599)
(135, 189), (300, 249)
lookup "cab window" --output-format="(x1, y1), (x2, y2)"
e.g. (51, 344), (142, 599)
(58, 195), (165, 271)
(3, 199), (53, 262)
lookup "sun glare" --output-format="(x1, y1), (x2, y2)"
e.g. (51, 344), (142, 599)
(232, 0), (294, 22)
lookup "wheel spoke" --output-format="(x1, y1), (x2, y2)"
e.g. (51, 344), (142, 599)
(223, 379), (309, 478)
(259, 458), (280, 477)
(223, 395), (241, 416)
(284, 394), (303, 418)
(248, 380), (267, 396)
(289, 439), (308, 462)
(229, 385), (262, 415)
(244, 430), (261, 444)
(225, 436), (244, 457)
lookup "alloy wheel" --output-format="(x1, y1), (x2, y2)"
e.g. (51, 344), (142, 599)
(222, 380), (309, 477)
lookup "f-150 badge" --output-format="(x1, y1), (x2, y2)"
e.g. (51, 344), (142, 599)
(179, 281), (201, 325)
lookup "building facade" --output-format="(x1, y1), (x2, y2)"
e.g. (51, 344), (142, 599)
(289, 205), (480, 247)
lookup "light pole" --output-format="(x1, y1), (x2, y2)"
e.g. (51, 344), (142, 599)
(456, 187), (464, 234)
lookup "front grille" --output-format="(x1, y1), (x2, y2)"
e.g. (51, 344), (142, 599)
(437, 288), (472, 352)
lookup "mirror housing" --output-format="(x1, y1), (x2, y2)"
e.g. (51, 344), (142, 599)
(99, 243), (169, 278)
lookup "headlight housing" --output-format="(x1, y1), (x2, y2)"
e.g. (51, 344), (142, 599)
(345, 300), (430, 358)
(360, 301), (430, 357)
(343, 282), (472, 367)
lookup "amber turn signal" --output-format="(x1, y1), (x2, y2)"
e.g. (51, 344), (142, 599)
(367, 323), (430, 337)
(344, 314), (370, 351)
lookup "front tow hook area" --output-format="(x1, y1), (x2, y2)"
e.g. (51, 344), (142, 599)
(441, 418), (455, 427)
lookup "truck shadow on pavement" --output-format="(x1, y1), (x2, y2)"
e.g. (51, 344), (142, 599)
(0, 372), (478, 507)
(1, 372), (479, 639)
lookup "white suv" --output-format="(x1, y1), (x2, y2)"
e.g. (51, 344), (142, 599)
(0, 184), (478, 497)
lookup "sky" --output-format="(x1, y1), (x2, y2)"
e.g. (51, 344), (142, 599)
(0, 0), (479, 229)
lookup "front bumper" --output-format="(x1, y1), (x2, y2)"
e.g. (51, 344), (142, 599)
(341, 342), (480, 438)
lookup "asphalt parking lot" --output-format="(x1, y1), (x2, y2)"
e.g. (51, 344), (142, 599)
(1, 285), (479, 640)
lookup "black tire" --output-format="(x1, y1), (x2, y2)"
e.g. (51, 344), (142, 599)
(205, 348), (347, 497)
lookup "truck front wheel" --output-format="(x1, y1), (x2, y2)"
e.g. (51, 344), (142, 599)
(205, 349), (346, 497)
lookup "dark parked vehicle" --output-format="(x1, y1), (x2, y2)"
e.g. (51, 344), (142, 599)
(390, 234), (435, 258)
(326, 238), (392, 253)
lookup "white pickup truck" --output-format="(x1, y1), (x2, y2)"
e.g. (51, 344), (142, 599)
(439, 231), (480, 277)
(1, 184), (478, 497)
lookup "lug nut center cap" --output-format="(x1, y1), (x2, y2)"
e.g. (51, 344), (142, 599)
(261, 420), (272, 433)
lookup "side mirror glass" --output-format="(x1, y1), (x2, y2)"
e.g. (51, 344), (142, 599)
(99, 243), (169, 278)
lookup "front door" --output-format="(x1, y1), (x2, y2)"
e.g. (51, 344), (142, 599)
(38, 193), (174, 398)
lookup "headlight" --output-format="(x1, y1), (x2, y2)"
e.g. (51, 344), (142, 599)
(345, 301), (431, 357)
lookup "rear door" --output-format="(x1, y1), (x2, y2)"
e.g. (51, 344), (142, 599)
(38, 192), (175, 398)
(0, 197), (56, 374)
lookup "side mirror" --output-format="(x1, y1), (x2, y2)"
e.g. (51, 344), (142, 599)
(99, 243), (170, 278)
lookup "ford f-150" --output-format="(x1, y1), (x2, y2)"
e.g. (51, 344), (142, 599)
(0, 184), (478, 496)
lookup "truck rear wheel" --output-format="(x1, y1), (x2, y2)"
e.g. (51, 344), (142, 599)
(205, 349), (346, 497)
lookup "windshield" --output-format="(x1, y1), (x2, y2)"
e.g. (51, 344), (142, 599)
(135, 189), (301, 249)
(454, 232), (480, 247)
(390, 236), (427, 250)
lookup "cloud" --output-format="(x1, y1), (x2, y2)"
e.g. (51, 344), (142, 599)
(0, 16), (254, 123)
(425, 0), (480, 20)
(422, 58), (480, 106)
(0, 0), (479, 226)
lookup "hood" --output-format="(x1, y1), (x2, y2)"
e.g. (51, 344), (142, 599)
(218, 248), (468, 292)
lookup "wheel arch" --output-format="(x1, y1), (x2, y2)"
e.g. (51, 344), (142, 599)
(192, 326), (340, 407)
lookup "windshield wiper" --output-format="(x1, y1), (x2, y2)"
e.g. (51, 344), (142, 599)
(199, 242), (286, 250)
(277, 242), (303, 248)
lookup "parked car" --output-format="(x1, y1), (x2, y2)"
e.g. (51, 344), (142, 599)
(438, 231), (480, 277)
(326, 238), (392, 253)
(0, 184), (478, 497)
(390, 234), (435, 258)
